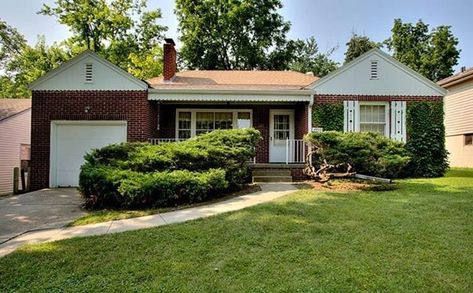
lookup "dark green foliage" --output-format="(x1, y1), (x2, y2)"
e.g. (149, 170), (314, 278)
(289, 37), (338, 77)
(344, 34), (381, 63)
(386, 19), (460, 81)
(405, 102), (449, 177)
(312, 103), (344, 131)
(79, 129), (262, 209)
(305, 131), (410, 178)
(175, 0), (291, 70)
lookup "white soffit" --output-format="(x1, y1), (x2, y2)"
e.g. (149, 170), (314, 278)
(29, 50), (148, 91)
(310, 49), (447, 96)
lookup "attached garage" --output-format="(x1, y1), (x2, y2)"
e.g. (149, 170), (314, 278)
(50, 121), (127, 187)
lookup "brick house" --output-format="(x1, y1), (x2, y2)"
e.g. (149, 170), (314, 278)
(28, 39), (445, 189)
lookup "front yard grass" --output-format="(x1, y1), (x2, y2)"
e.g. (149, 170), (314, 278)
(1, 169), (472, 292)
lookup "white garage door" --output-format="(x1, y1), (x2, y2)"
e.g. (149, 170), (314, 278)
(51, 121), (127, 187)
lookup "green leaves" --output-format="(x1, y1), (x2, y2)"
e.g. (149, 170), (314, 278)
(288, 37), (338, 77)
(386, 19), (460, 81)
(344, 34), (380, 63)
(39, 0), (167, 78)
(305, 131), (410, 178)
(79, 128), (262, 209)
(175, 0), (291, 70)
(312, 102), (344, 131)
(405, 101), (449, 177)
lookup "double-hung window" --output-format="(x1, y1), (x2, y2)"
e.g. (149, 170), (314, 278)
(177, 109), (252, 139)
(359, 103), (389, 136)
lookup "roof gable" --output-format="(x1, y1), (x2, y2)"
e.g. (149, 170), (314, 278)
(310, 48), (446, 96)
(29, 51), (148, 91)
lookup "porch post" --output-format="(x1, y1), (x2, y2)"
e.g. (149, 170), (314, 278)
(286, 139), (289, 164)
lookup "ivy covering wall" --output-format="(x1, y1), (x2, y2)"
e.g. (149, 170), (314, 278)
(312, 103), (344, 131)
(312, 100), (449, 178)
(405, 101), (449, 177)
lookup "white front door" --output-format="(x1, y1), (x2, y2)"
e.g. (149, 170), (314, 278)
(51, 121), (127, 187)
(269, 109), (294, 162)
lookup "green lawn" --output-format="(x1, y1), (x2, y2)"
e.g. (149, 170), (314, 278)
(1, 169), (472, 292)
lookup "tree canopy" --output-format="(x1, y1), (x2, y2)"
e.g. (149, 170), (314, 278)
(289, 37), (338, 77)
(175, 0), (291, 70)
(344, 34), (380, 63)
(386, 19), (460, 81)
(39, 0), (167, 79)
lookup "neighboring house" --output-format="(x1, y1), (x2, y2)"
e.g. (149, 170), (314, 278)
(28, 39), (445, 189)
(0, 99), (31, 195)
(438, 67), (473, 168)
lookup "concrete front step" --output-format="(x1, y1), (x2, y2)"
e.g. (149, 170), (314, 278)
(252, 169), (291, 177)
(252, 175), (293, 183)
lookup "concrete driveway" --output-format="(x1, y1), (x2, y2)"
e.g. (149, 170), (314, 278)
(0, 188), (86, 243)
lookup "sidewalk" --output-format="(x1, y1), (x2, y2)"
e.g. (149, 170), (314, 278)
(0, 183), (297, 257)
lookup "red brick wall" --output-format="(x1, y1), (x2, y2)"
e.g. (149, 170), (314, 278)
(163, 43), (177, 81)
(30, 90), (151, 190)
(314, 94), (443, 104)
(157, 103), (309, 163)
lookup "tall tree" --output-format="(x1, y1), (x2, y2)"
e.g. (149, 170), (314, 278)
(289, 37), (338, 77)
(386, 19), (460, 81)
(1, 20), (68, 98)
(40, 0), (167, 79)
(0, 19), (27, 68)
(175, 0), (291, 70)
(344, 34), (380, 63)
(1, 36), (68, 98)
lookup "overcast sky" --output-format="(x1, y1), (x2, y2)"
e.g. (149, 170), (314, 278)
(1, 0), (472, 72)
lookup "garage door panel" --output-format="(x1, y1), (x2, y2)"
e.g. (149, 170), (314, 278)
(52, 122), (127, 187)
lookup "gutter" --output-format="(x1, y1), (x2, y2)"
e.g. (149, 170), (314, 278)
(148, 88), (314, 96)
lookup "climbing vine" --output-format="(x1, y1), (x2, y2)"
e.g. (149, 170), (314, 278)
(312, 103), (344, 131)
(405, 101), (448, 177)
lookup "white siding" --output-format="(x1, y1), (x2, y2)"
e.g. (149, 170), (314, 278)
(313, 50), (444, 96)
(444, 81), (473, 136)
(0, 109), (31, 195)
(446, 135), (473, 168)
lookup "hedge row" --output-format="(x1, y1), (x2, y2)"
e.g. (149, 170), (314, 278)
(305, 131), (410, 178)
(79, 128), (262, 209)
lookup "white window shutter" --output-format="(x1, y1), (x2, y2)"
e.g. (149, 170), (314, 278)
(390, 101), (406, 142)
(343, 101), (359, 132)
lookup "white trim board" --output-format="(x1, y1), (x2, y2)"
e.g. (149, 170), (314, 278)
(175, 108), (253, 139)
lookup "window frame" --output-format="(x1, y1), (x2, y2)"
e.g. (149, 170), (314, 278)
(358, 101), (390, 137)
(464, 133), (473, 146)
(175, 108), (253, 139)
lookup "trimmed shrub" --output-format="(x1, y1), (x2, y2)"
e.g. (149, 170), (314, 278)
(305, 131), (410, 178)
(406, 101), (449, 177)
(79, 128), (261, 209)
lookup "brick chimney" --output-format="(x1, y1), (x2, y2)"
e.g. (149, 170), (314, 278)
(163, 38), (177, 81)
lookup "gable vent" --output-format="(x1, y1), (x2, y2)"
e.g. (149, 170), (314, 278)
(370, 60), (378, 79)
(84, 63), (93, 83)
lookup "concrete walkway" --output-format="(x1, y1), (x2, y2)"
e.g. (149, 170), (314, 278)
(0, 183), (297, 257)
